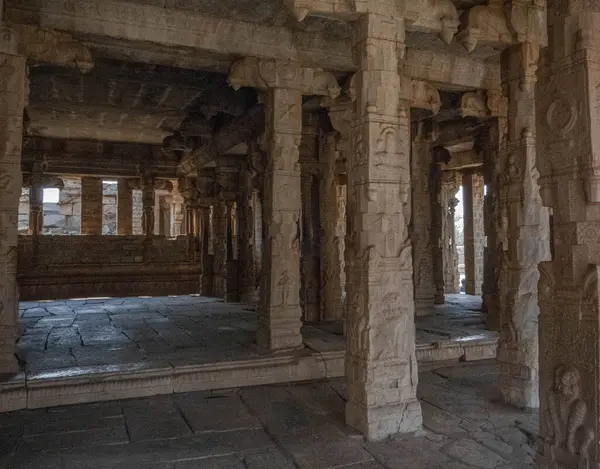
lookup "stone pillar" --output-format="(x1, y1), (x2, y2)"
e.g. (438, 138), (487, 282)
(0, 52), (25, 375)
(411, 131), (436, 310)
(212, 200), (227, 299)
(482, 118), (504, 332)
(28, 163), (44, 236)
(227, 57), (340, 350)
(319, 131), (344, 322)
(462, 172), (484, 295)
(494, 38), (550, 408)
(534, 1), (600, 465)
(201, 205), (213, 296)
(431, 147), (447, 305)
(141, 175), (155, 236)
(300, 169), (320, 322)
(345, 12), (422, 440)
(81, 177), (103, 235)
(258, 73), (303, 350)
(239, 157), (258, 304)
(117, 179), (133, 235)
(441, 171), (461, 294)
(157, 195), (170, 236)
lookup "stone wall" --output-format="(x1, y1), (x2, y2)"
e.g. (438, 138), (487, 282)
(18, 235), (200, 300)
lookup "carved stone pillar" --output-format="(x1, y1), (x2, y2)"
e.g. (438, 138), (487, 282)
(345, 12), (422, 440)
(228, 56), (340, 350)
(201, 205), (213, 297)
(81, 177), (103, 235)
(28, 163), (44, 236)
(212, 200), (227, 299)
(0, 53), (25, 375)
(239, 156), (258, 305)
(300, 167), (320, 323)
(441, 171), (461, 294)
(411, 131), (436, 310)
(258, 82), (304, 349)
(482, 119), (504, 332)
(141, 175), (155, 236)
(157, 195), (170, 236)
(117, 178), (133, 235)
(431, 147), (447, 305)
(463, 172), (485, 295)
(497, 40), (551, 409)
(533, 2), (600, 466)
(319, 132), (344, 322)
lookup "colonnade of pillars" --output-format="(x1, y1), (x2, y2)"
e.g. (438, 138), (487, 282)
(26, 175), (185, 237)
(3, 4), (600, 465)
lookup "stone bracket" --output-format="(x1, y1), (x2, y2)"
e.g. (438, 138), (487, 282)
(410, 80), (441, 114)
(456, 5), (515, 53)
(228, 57), (341, 98)
(0, 24), (93, 72)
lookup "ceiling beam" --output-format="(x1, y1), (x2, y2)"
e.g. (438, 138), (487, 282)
(6, 0), (501, 89)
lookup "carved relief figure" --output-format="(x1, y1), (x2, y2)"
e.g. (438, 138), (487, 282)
(544, 365), (594, 467)
(278, 270), (291, 308)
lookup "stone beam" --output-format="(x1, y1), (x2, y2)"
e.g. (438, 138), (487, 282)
(5, 0), (354, 71)
(286, 0), (460, 45)
(403, 49), (500, 91)
(442, 149), (482, 171)
(22, 138), (179, 178)
(178, 105), (265, 177)
(1, 23), (93, 71)
(6, 0), (502, 90)
(228, 57), (341, 99)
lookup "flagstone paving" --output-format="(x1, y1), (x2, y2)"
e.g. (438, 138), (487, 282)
(0, 362), (536, 468)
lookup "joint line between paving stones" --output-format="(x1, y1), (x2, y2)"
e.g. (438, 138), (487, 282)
(238, 391), (303, 469)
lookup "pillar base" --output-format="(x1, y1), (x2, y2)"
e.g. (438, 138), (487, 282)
(256, 317), (303, 352)
(434, 293), (445, 305)
(0, 325), (18, 375)
(345, 399), (422, 441)
(498, 357), (539, 409)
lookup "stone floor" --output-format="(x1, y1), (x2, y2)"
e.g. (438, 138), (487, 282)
(0, 362), (537, 469)
(16, 293), (494, 374)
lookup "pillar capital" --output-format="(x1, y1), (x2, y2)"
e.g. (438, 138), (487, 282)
(0, 23), (93, 72)
(228, 57), (340, 98)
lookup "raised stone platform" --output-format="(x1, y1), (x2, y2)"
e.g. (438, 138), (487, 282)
(1, 294), (496, 411)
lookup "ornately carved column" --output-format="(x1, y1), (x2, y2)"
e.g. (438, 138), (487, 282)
(411, 130), (436, 310)
(212, 199), (228, 299)
(238, 156), (258, 304)
(497, 38), (550, 408)
(257, 80), (304, 349)
(536, 1), (600, 466)
(228, 57), (340, 350)
(28, 162), (44, 236)
(0, 52), (26, 374)
(117, 178), (133, 235)
(81, 177), (103, 235)
(431, 147), (448, 305)
(345, 12), (422, 440)
(441, 171), (461, 294)
(141, 175), (155, 236)
(463, 172), (485, 295)
(319, 131), (344, 322)
(481, 118), (503, 332)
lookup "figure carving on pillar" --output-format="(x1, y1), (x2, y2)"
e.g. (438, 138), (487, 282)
(544, 365), (594, 468)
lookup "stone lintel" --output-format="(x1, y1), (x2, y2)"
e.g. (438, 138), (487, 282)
(0, 23), (93, 71)
(7, 0), (506, 90)
(442, 149), (482, 171)
(286, 0), (460, 46)
(228, 57), (341, 98)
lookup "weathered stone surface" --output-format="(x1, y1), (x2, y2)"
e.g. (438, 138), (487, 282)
(0, 52), (26, 374)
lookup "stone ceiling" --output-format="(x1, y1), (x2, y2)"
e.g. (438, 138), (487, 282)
(26, 59), (258, 145)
